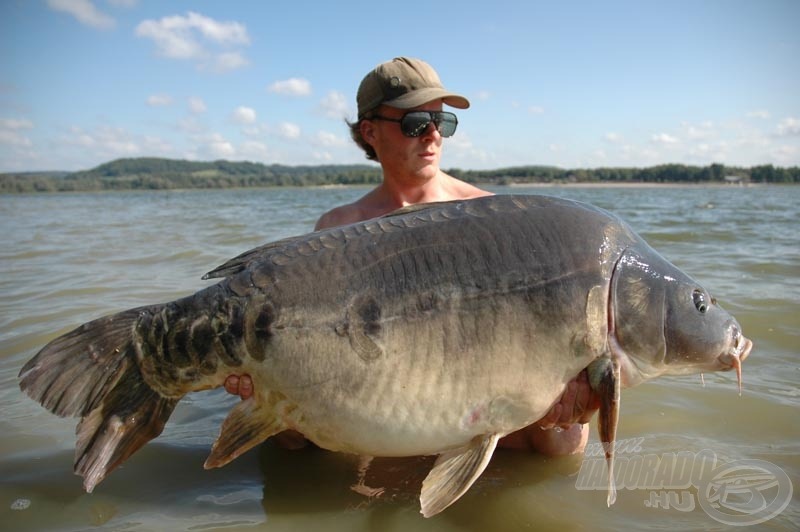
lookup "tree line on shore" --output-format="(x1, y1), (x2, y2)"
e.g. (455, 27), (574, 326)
(1, 157), (798, 193)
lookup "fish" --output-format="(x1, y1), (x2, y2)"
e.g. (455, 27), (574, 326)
(18, 194), (752, 517)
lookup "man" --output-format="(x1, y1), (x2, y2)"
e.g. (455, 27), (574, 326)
(225, 57), (598, 456)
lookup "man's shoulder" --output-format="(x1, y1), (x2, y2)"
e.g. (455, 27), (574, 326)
(315, 203), (368, 231)
(449, 177), (494, 199)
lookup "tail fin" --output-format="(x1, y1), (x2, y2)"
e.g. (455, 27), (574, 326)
(19, 308), (179, 492)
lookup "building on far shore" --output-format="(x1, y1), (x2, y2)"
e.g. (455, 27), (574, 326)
(724, 175), (747, 185)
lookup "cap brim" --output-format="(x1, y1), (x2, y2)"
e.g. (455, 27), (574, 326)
(384, 88), (470, 110)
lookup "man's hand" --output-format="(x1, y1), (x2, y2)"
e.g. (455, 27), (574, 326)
(223, 374), (309, 449)
(534, 369), (599, 429)
(224, 374), (253, 400)
(498, 370), (600, 455)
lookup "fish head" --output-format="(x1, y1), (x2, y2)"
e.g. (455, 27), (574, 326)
(610, 243), (752, 389)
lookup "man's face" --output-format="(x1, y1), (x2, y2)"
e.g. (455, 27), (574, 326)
(362, 100), (445, 182)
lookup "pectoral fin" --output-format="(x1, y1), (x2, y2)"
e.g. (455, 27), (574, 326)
(205, 398), (287, 469)
(588, 357), (621, 506)
(419, 433), (500, 518)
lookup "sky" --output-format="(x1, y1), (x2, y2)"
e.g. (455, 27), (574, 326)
(1, 0), (798, 172)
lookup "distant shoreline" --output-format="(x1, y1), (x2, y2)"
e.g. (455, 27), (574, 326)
(2, 157), (796, 193)
(0, 181), (778, 196)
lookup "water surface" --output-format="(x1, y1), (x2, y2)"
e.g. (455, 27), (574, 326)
(1, 185), (797, 531)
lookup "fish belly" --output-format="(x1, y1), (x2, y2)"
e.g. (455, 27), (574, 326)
(249, 294), (594, 457)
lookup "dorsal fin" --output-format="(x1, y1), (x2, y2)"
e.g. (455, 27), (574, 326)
(202, 201), (463, 280)
(202, 235), (300, 280)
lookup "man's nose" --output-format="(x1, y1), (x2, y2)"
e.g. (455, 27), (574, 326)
(420, 120), (441, 139)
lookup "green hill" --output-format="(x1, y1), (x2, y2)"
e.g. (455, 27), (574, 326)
(60, 158), (383, 191)
(1, 158), (797, 193)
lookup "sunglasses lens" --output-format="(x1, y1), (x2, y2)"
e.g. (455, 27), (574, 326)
(400, 112), (458, 138)
(434, 112), (458, 137)
(400, 112), (433, 137)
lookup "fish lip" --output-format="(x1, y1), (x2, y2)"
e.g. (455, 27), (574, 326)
(717, 328), (752, 395)
(730, 328), (752, 361)
(718, 324), (752, 366)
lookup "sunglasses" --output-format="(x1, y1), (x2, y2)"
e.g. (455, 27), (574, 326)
(370, 111), (459, 138)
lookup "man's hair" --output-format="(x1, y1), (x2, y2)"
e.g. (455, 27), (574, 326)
(347, 118), (378, 162)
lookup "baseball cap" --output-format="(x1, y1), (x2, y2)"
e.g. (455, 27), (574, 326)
(357, 57), (470, 119)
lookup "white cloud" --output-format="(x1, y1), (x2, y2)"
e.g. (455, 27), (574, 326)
(107, 0), (137, 7)
(312, 151), (333, 162)
(476, 90), (491, 101)
(213, 52), (249, 72)
(94, 126), (139, 155)
(205, 133), (235, 158)
(651, 133), (678, 145)
(55, 124), (179, 164)
(604, 132), (622, 143)
(186, 13), (248, 45)
(746, 110), (771, 119)
(1, 118), (34, 130)
(440, 132), (492, 167)
(146, 94), (173, 107)
(0, 129), (33, 148)
(776, 117), (800, 137)
(136, 17), (202, 59)
(47, 0), (115, 30)
(177, 115), (205, 134)
(0, 128), (38, 169)
(232, 106), (256, 125)
(240, 140), (269, 159)
(528, 106), (545, 115)
(313, 130), (347, 148)
(188, 97), (206, 114)
(135, 12), (250, 72)
(268, 78), (312, 97)
(277, 122), (301, 140)
(684, 121), (715, 140)
(67, 125), (96, 147)
(241, 124), (265, 137)
(686, 142), (729, 163)
(771, 145), (799, 164)
(0, 123), (183, 171)
(142, 135), (173, 154)
(58, 125), (139, 157)
(318, 91), (349, 119)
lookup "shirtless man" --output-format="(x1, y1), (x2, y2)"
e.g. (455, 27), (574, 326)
(225, 57), (599, 455)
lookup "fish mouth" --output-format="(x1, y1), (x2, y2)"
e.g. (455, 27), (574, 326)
(717, 325), (753, 395)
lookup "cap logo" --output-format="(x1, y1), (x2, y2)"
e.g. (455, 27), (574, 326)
(389, 76), (401, 88)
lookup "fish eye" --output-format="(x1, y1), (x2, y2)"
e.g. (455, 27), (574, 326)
(692, 289), (708, 313)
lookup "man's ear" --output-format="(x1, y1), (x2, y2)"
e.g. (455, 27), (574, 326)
(360, 119), (377, 143)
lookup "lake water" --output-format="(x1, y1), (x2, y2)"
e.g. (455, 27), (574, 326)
(0, 185), (798, 531)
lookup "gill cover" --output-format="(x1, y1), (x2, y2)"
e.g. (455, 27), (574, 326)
(611, 243), (738, 379)
(610, 246), (669, 379)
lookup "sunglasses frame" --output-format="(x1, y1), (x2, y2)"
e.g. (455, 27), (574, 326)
(369, 111), (459, 138)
